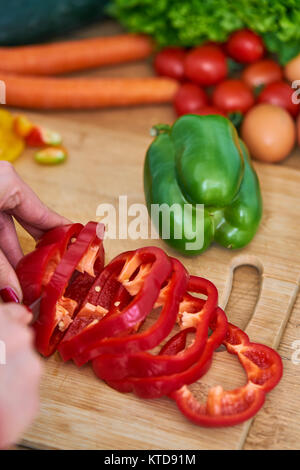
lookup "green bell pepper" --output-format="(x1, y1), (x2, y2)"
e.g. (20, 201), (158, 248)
(144, 114), (262, 256)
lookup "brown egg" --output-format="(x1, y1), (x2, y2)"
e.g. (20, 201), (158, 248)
(241, 103), (296, 162)
(284, 53), (300, 83)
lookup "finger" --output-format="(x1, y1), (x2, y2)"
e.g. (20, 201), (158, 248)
(0, 249), (23, 301)
(0, 213), (23, 268)
(14, 216), (48, 241)
(0, 161), (70, 235)
(0, 334), (41, 449)
(0, 346), (41, 425)
(0, 303), (32, 326)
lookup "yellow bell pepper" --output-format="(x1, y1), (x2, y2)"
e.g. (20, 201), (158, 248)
(0, 109), (25, 162)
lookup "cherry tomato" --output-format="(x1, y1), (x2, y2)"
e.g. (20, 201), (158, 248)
(174, 83), (209, 116)
(193, 106), (226, 117)
(184, 45), (227, 86)
(242, 60), (283, 89)
(154, 47), (186, 81)
(297, 114), (300, 146)
(212, 79), (255, 113)
(226, 29), (265, 63)
(258, 81), (300, 118)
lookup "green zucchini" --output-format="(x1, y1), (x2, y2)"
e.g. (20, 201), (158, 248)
(0, 0), (109, 46)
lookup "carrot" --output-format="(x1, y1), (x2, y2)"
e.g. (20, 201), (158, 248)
(0, 34), (154, 76)
(0, 72), (179, 109)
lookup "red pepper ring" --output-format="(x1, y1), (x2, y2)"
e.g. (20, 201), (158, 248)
(72, 258), (189, 366)
(58, 260), (130, 362)
(90, 278), (142, 336)
(174, 382), (265, 428)
(17, 244), (61, 306)
(58, 246), (172, 362)
(100, 307), (228, 399)
(159, 327), (194, 356)
(60, 272), (132, 351)
(16, 223), (83, 305)
(176, 275), (219, 330)
(34, 221), (104, 356)
(35, 223), (83, 252)
(224, 324), (283, 393)
(91, 275), (218, 381)
(171, 323), (283, 427)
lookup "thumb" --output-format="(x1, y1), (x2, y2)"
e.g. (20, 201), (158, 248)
(0, 249), (23, 303)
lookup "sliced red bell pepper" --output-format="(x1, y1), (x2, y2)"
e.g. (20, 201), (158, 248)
(100, 306), (228, 398)
(174, 382), (266, 428)
(34, 221), (105, 356)
(58, 246), (172, 362)
(16, 223), (83, 305)
(63, 237), (105, 305)
(159, 327), (194, 356)
(171, 323), (283, 427)
(61, 273), (129, 347)
(35, 223), (83, 251)
(92, 275), (218, 381)
(72, 257), (189, 366)
(224, 324), (283, 393)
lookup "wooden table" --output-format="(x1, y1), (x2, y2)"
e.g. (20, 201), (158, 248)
(10, 21), (300, 450)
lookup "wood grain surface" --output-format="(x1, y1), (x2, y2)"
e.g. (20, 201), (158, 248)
(7, 21), (300, 450)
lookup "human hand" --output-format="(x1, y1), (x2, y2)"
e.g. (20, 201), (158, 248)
(0, 303), (42, 448)
(0, 160), (69, 300)
(0, 160), (69, 447)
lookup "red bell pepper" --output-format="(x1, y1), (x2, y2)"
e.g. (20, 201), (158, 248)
(26, 125), (62, 147)
(100, 306), (228, 398)
(16, 223), (83, 305)
(72, 257), (189, 366)
(58, 246), (172, 362)
(171, 323), (283, 427)
(92, 275), (218, 381)
(60, 273), (132, 348)
(16, 227), (284, 428)
(63, 235), (105, 305)
(159, 327), (194, 356)
(33, 221), (105, 356)
(35, 223), (82, 251)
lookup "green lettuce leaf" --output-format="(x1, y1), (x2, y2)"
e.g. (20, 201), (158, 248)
(112, 0), (300, 62)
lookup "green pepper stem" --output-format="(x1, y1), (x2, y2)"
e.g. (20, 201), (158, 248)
(150, 124), (171, 137)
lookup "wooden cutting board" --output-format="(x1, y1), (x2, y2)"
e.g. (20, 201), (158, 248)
(13, 109), (300, 450)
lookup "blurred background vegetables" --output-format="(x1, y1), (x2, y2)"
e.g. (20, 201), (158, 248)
(0, 34), (154, 75)
(112, 0), (300, 65)
(184, 45), (228, 86)
(0, 73), (178, 109)
(242, 60), (283, 88)
(174, 83), (208, 116)
(212, 79), (255, 114)
(153, 26), (300, 163)
(225, 29), (265, 63)
(0, 0), (109, 45)
(1, 1), (300, 165)
(258, 81), (300, 117)
(0, 109), (67, 165)
(0, 110), (24, 162)
(3, 1), (300, 68)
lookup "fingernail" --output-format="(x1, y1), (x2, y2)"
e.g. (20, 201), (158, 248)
(0, 287), (20, 303)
